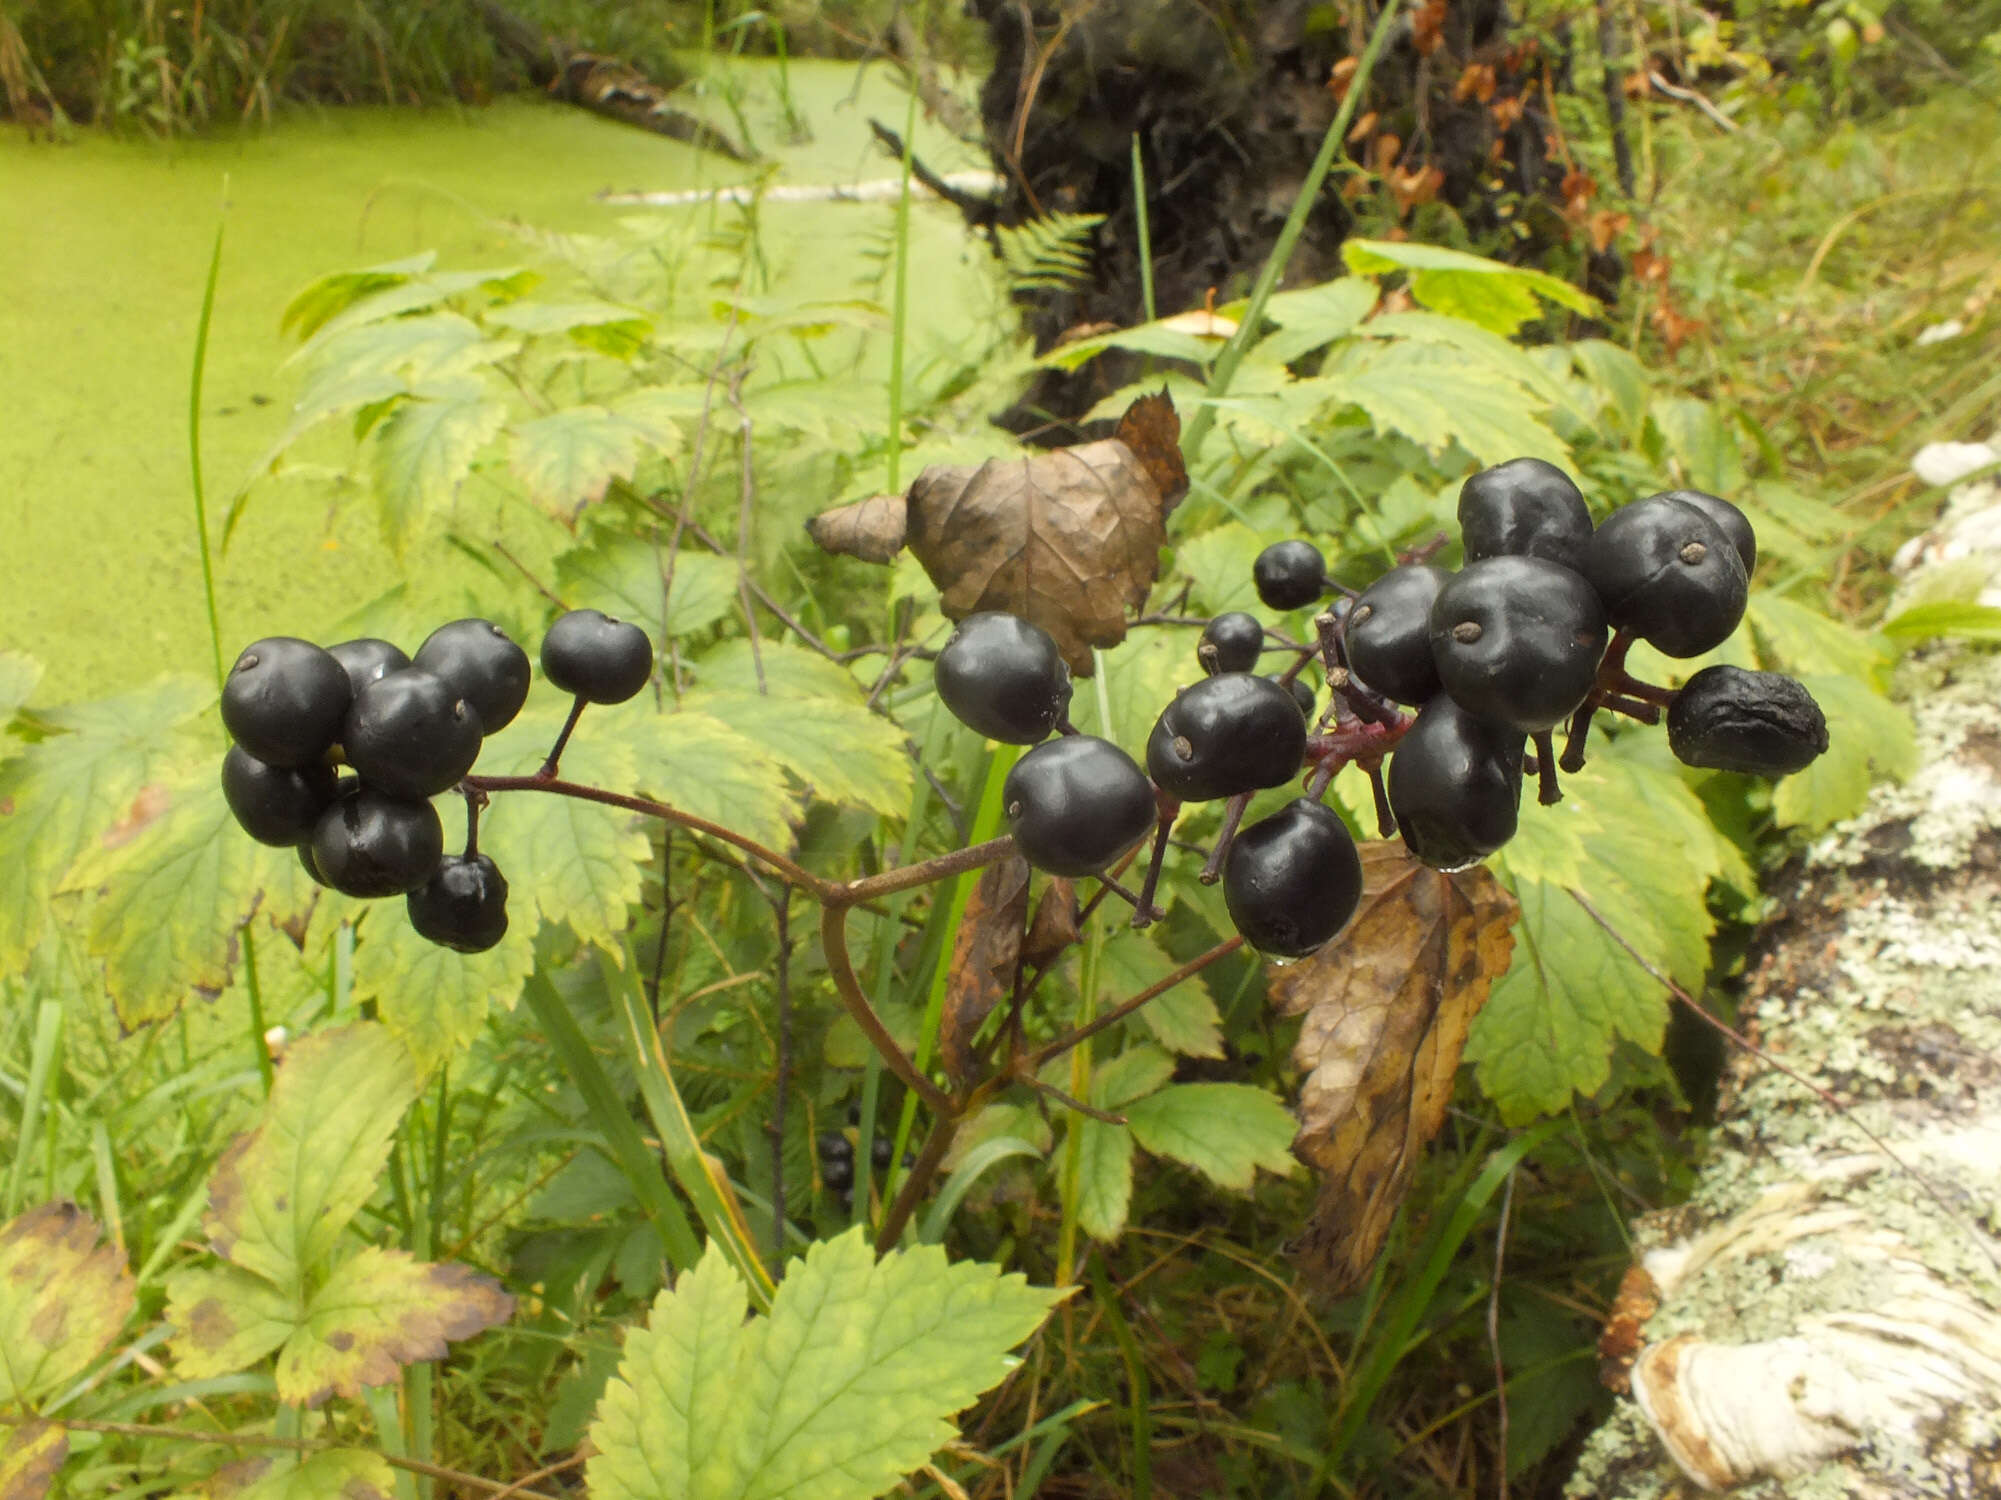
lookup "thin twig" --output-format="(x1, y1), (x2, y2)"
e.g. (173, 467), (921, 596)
(1026, 936), (1244, 1071)
(490, 538), (568, 609)
(1488, 1167), (1518, 1500)
(1645, 69), (1741, 132)
(770, 887), (792, 1266)
(726, 372), (769, 695)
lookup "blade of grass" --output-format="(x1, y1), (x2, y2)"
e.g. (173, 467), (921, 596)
(188, 197), (227, 694)
(1090, 1256), (1153, 1500)
(883, 0), (936, 494)
(919, 1135), (1043, 1243)
(5, 998), (65, 1218)
(1131, 134), (1157, 324)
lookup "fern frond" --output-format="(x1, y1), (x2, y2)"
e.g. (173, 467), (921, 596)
(997, 212), (1104, 294)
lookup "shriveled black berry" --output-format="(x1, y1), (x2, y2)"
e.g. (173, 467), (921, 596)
(1387, 696), (1525, 871)
(1223, 798), (1363, 957)
(1667, 666), (1827, 776)
(412, 619), (532, 735)
(1200, 612), (1265, 674)
(1347, 564), (1451, 705)
(1146, 673), (1307, 802)
(407, 853), (510, 952)
(1583, 494), (1749, 658)
(221, 637), (351, 768)
(310, 784), (444, 898)
(818, 1131), (854, 1164)
(1458, 458), (1593, 571)
(1429, 557), (1607, 732)
(1253, 540), (1328, 611)
(327, 638), (410, 701)
(934, 613), (1073, 744)
(222, 746), (337, 847)
(1004, 735), (1156, 877)
(344, 669), (483, 800)
(1653, 489), (1756, 573)
(541, 609), (654, 705)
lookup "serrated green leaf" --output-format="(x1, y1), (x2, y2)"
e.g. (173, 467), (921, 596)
(1746, 592), (1890, 685)
(1251, 277), (1381, 365)
(349, 907), (536, 1077)
(295, 266), (534, 354)
(1037, 320), (1228, 373)
(0, 1415), (65, 1499)
(1090, 1043), (1176, 1109)
(0, 677), (209, 975)
(1463, 882), (1666, 1124)
(1073, 1118), (1134, 1243)
(1318, 340), (1567, 467)
(292, 312), (499, 386)
(554, 534), (739, 642)
(1772, 673), (1916, 830)
(1880, 600), (2001, 642)
(0, 1203), (136, 1407)
(587, 1245), (750, 1500)
(369, 378), (508, 552)
(1569, 339), (1649, 432)
(1171, 522), (1267, 617)
(686, 688), (911, 817)
(1357, 311), (1577, 411)
(486, 300), (654, 362)
(1649, 395), (1746, 496)
(164, 1265), (295, 1380)
(626, 711), (801, 856)
(275, 1248), (511, 1407)
(1341, 238), (1596, 334)
(281, 253), (434, 340)
(205, 1024), (419, 1289)
(511, 407), (669, 518)
(1122, 1083), (1299, 1191)
(1097, 934), (1222, 1059)
(226, 1449), (396, 1500)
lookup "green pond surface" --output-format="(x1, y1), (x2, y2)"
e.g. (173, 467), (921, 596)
(0, 60), (998, 702)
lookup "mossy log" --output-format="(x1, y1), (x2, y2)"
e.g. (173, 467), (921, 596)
(1569, 493), (2001, 1496)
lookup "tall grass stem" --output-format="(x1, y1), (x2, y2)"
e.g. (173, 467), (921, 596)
(189, 201), (228, 695)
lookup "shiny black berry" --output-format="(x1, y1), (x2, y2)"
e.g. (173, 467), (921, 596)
(1429, 557), (1607, 733)
(412, 620), (532, 735)
(1347, 565), (1451, 705)
(1667, 666), (1827, 776)
(1253, 540), (1328, 611)
(870, 1135), (895, 1170)
(1583, 494), (1749, 658)
(1146, 673), (1307, 802)
(822, 1154), (855, 1193)
(344, 669), (483, 800)
(310, 785), (444, 898)
(1004, 735), (1156, 877)
(1199, 612), (1265, 674)
(1458, 458), (1593, 571)
(220, 637), (351, 768)
(1654, 489), (1756, 573)
(541, 609), (654, 705)
(326, 638), (411, 702)
(1274, 673), (1317, 718)
(1223, 798), (1363, 957)
(818, 1132), (855, 1164)
(1387, 696), (1525, 871)
(933, 613), (1073, 744)
(407, 853), (510, 952)
(222, 746), (337, 847)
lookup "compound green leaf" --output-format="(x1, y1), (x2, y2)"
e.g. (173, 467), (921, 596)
(1251, 276), (1381, 364)
(281, 253), (434, 340)
(626, 711), (801, 856)
(1772, 673), (1917, 831)
(164, 1265), (295, 1380)
(554, 536), (739, 642)
(369, 378), (508, 553)
(1650, 395), (1746, 496)
(1358, 311), (1576, 411)
(486, 300), (654, 359)
(1073, 1118), (1134, 1244)
(1321, 340), (1567, 467)
(1170, 522), (1266, 617)
(205, 1024), (419, 1289)
(1341, 239), (1596, 334)
(276, 1248), (512, 1407)
(293, 312), (499, 387)
(294, 265), (533, 352)
(688, 688), (911, 818)
(349, 906), (536, 1077)
(587, 1245), (750, 1500)
(223, 1449), (395, 1500)
(1090, 1043), (1176, 1110)
(0, 677), (208, 976)
(1097, 933), (1222, 1059)
(1746, 592), (1891, 686)
(0, 1417), (66, 1500)
(511, 407), (669, 519)
(1122, 1083), (1299, 1192)
(0, 1203), (136, 1407)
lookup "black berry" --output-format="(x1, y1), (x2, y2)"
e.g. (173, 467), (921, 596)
(221, 746), (337, 847)
(220, 637), (351, 768)
(822, 1154), (855, 1193)
(870, 1135), (895, 1170)
(1253, 540), (1328, 611)
(1223, 798), (1363, 957)
(1667, 666), (1828, 775)
(541, 610), (654, 705)
(412, 620), (532, 735)
(1583, 494), (1749, 658)
(1146, 673), (1307, 802)
(1347, 564), (1451, 706)
(817, 1131), (855, 1165)
(1199, 612), (1265, 674)
(1654, 489), (1756, 573)
(344, 669), (483, 801)
(933, 612), (1073, 744)
(1387, 696), (1524, 871)
(1274, 673), (1317, 718)
(1458, 458), (1593, 571)
(327, 638), (411, 701)
(310, 784), (444, 898)
(1429, 557), (1607, 732)
(407, 853), (510, 952)
(1004, 735), (1156, 877)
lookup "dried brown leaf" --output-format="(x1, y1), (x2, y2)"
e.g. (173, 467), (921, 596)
(0, 1418), (66, 1500)
(940, 852), (1031, 1084)
(1271, 841), (1516, 1293)
(1112, 390), (1189, 512)
(1021, 878), (1080, 970)
(804, 492), (910, 564)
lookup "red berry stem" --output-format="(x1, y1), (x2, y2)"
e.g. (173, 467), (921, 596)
(461, 784), (487, 859)
(1198, 791), (1254, 885)
(1362, 758), (1396, 837)
(1129, 789), (1182, 931)
(1532, 729), (1563, 806)
(536, 694), (590, 781)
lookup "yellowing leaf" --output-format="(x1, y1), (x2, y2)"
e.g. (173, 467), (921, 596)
(276, 1248), (511, 1407)
(1341, 238), (1596, 335)
(0, 1203), (136, 1407)
(1319, 339), (1567, 467)
(370, 379), (508, 553)
(627, 711), (801, 856)
(554, 535), (738, 642)
(0, 1417), (66, 1500)
(512, 406), (675, 519)
(164, 1265), (295, 1380)
(349, 907), (536, 1077)
(223, 1449), (396, 1500)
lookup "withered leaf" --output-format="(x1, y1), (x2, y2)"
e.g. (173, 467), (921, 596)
(1270, 840), (1516, 1293)
(805, 394), (1184, 674)
(940, 853), (1031, 1084)
(0, 1417), (66, 1500)
(1021, 878), (1080, 970)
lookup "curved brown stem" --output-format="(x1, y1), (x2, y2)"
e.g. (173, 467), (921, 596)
(819, 901), (953, 1116)
(834, 835), (1017, 906)
(873, 1107), (965, 1251)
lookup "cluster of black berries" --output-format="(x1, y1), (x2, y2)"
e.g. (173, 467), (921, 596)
(219, 608), (654, 952)
(932, 457), (1828, 963)
(816, 1123), (911, 1210)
